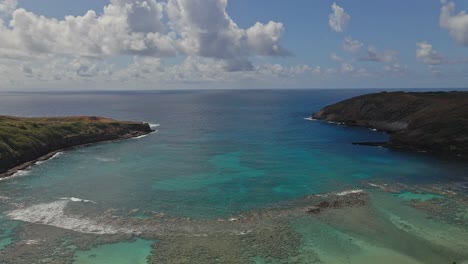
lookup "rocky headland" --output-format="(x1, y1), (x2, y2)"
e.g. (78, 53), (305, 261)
(312, 91), (468, 158)
(0, 116), (154, 177)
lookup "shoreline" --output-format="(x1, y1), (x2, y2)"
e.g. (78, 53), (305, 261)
(309, 117), (468, 160)
(311, 91), (468, 160)
(0, 131), (155, 180)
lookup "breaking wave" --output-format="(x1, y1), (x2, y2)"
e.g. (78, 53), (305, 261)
(7, 199), (132, 235)
(314, 189), (365, 198)
(60, 197), (96, 204)
(0, 169), (31, 181)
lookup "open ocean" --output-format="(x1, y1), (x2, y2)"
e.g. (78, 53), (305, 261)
(0, 89), (467, 263)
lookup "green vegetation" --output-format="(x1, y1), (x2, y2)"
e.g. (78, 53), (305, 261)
(0, 116), (152, 175)
(313, 91), (468, 157)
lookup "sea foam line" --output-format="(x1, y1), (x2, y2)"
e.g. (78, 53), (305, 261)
(0, 169), (31, 181)
(1, 152), (66, 181)
(7, 199), (132, 235)
(60, 197), (96, 204)
(335, 189), (365, 196)
(35, 151), (64, 165)
(314, 189), (365, 198)
(133, 130), (159, 140)
(304, 117), (317, 121)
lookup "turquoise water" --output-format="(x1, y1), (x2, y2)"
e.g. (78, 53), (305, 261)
(74, 239), (153, 264)
(395, 192), (445, 201)
(0, 90), (467, 263)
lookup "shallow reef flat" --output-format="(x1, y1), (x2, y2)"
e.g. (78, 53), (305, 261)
(0, 181), (467, 264)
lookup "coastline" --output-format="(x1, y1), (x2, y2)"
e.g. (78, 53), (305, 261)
(0, 130), (155, 180)
(311, 91), (468, 159)
(311, 117), (468, 160)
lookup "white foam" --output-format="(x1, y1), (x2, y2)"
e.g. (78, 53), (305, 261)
(0, 169), (31, 181)
(60, 197), (96, 204)
(315, 189), (365, 198)
(133, 134), (148, 139)
(368, 183), (382, 188)
(95, 157), (117, 162)
(7, 200), (132, 234)
(149, 123), (160, 128)
(50, 152), (64, 160)
(304, 117), (317, 121)
(335, 189), (364, 196)
(24, 240), (39, 245)
(34, 152), (63, 166)
(325, 121), (345, 125)
(133, 130), (159, 140)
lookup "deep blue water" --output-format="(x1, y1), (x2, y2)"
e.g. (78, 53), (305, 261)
(0, 89), (466, 217)
(1, 89), (468, 263)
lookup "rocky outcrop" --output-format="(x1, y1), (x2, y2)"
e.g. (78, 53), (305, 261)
(312, 91), (468, 158)
(0, 116), (154, 177)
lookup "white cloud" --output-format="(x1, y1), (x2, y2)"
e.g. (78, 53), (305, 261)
(384, 63), (408, 74)
(246, 21), (290, 57)
(361, 46), (398, 63)
(440, 0), (468, 46)
(0, 0), (289, 73)
(343, 36), (363, 53)
(416, 42), (446, 65)
(0, 1), (175, 58)
(0, 52), (311, 90)
(330, 52), (343, 61)
(110, 56), (312, 89)
(340, 62), (354, 74)
(167, 0), (289, 71)
(329, 3), (350, 33)
(340, 63), (370, 77)
(0, 0), (16, 17)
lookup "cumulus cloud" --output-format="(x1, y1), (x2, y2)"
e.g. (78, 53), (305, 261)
(329, 3), (350, 32)
(416, 42), (447, 65)
(360, 46), (398, 63)
(0, 52), (311, 90)
(343, 36), (363, 53)
(0, 0), (17, 17)
(167, 0), (289, 70)
(0, 1), (175, 58)
(440, 0), (468, 46)
(103, 56), (310, 89)
(0, 0), (290, 72)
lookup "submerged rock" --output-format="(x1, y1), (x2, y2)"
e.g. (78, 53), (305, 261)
(306, 192), (368, 214)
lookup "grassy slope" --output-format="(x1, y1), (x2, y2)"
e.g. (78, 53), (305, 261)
(312, 91), (468, 157)
(0, 116), (152, 174)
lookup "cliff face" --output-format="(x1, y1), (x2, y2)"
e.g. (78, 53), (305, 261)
(312, 91), (468, 158)
(0, 116), (154, 175)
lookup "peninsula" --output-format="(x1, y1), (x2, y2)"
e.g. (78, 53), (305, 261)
(312, 91), (468, 158)
(0, 116), (154, 177)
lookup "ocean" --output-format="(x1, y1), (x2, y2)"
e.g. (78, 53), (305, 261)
(0, 89), (467, 263)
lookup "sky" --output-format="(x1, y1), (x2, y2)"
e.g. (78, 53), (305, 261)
(0, 0), (468, 90)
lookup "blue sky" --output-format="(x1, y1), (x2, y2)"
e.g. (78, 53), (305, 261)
(1, 0), (468, 90)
